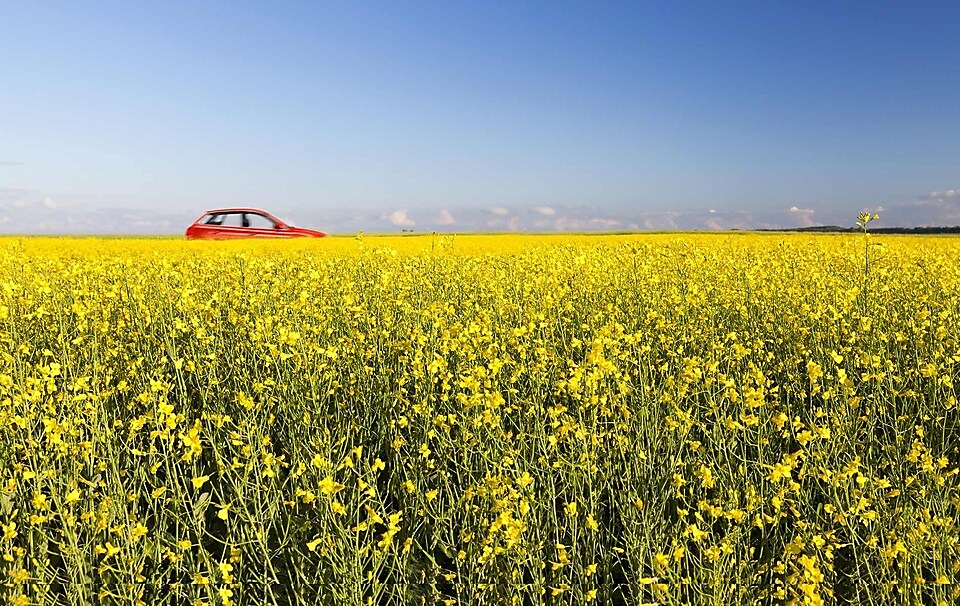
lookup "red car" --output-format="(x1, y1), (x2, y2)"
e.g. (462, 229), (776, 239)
(185, 208), (326, 240)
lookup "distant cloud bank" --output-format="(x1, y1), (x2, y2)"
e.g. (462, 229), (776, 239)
(0, 186), (958, 234)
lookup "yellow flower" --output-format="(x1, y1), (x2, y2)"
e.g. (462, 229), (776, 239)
(517, 472), (534, 488)
(64, 489), (81, 505)
(8, 568), (30, 583)
(192, 475), (209, 490)
(696, 465), (715, 488)
(687, 524), (708, 542)
(726, 509), (746, 524)
(32, 493), (49, 511)
(237, 392), (254, 410)
(318, 476), (345, 495)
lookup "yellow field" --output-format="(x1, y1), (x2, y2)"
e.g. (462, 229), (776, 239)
(1, 232), (958, 605)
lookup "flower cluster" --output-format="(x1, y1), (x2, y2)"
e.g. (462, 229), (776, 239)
(0, 232), (958, 605)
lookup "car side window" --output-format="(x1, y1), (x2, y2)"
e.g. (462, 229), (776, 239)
(246, 213), (277, 229)
(205, 213), (224, 225)
(220, 213), (244, 228)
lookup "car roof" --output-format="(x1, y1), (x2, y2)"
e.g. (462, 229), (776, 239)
(204, 207), (274, 214)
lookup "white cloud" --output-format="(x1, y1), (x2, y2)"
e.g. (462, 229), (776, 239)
(0, 190), (58, 213)
(487, 206), (510, 216)
(786, 206), (816, 227)
(589, 218), (621, 228)
(546, 215), (622, 231)
(635, 209), (762, 231)
(436, 209), (455, 225)
(868, 187), (960, 227)
(531, 206), (556, 216)
(643, 216), (677, 230)
(0, 203), (199, 235)
(381, 209), (415, 228)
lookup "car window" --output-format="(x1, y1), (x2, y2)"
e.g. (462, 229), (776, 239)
(219, 213), (246, 228)
(245, 213), (278, 229)
(204, 213), (224, 225)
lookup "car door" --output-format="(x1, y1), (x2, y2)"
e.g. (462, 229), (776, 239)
(243, 212), (290, 238)
(189, 212), (231, 239)
(210, 212), (255, 239)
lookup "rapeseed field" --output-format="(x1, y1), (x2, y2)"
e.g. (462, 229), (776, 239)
(0, 230), (958, 605)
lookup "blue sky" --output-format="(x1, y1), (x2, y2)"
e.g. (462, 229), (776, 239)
(1, 1), (959, 233)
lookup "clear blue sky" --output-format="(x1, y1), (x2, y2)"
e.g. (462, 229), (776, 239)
(2, 1), (958, 233)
